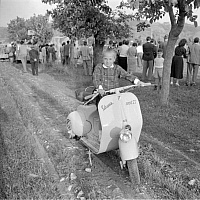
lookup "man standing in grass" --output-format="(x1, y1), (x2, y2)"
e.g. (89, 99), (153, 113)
(64, 41), (70, 66)
(29, 44), (39, 76)
(186, 37), (200, 86)
(18, 40), (28, 73)
(142, 36), (157, 81)
(79, 41), (92, 76)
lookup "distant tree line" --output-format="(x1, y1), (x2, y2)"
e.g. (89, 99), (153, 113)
(7, 14), (53, 44)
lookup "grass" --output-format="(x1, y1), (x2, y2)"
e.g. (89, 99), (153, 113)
(3, 61), (200, 199)
(0, 78), (61, 199)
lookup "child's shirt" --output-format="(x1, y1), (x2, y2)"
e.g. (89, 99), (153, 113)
(154, 57), (164, 69)
(93, 63), (137, 90)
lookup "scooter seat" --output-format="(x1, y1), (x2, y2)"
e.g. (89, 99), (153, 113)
(77, 104), (97, 116)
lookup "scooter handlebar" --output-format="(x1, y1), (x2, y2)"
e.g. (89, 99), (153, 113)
(107, 82), (152, 94)
(84, 82), (152, 104)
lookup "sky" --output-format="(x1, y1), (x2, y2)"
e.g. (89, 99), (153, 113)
(0, 0), (200, 27)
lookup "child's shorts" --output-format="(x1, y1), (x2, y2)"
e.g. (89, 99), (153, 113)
(154, 68), (163, 78)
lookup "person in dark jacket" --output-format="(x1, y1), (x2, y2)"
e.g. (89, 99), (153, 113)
(142, 36), (157, 81)
(64, 41), (70, 65)
(29, 45), (39, 76)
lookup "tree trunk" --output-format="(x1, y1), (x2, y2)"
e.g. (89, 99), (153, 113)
(93, 39), (103, 67)
(160, 31), (178, 105)
(160, 1), (186, 105)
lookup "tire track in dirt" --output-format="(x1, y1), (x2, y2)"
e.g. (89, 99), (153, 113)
(0, 63), (75, 199)
(0, 124), (6, 199)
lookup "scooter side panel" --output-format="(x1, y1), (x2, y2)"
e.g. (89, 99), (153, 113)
(98, 92), (142, 154)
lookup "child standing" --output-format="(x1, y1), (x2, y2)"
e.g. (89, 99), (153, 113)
(154, 48), (164, 90)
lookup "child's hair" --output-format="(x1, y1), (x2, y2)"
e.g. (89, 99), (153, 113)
(157, 48), (163, 53)
(102, 48), (117, 58)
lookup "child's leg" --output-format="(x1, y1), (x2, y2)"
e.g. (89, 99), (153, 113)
(158, 77), (162, 89)
(155, 78), (159, 85)
(158, 69), (162, 89)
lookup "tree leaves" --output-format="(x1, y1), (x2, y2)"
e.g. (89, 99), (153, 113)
(194, 0), (200, 8)
(124, 0), (200, 31)
(43, 0), (133, 43)
(7, 15), (53, 43)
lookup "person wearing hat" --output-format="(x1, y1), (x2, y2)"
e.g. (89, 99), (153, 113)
(29, 44), (39, 76)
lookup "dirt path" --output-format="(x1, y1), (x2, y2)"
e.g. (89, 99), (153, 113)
(0, 62), (151, 199)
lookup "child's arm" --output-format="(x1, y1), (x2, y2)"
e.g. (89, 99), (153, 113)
(153, 58), (157, 74)
(118, 65), (140, 84)
(93, 64), (103, 89)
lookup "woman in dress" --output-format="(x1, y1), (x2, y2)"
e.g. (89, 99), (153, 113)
(127, 42), (138, 74)
(170, 39), (187, 86)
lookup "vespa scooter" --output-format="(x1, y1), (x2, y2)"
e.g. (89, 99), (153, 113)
(66, 84), (150, 186)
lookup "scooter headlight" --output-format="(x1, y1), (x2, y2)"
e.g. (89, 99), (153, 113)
(120, 125), (132, 143)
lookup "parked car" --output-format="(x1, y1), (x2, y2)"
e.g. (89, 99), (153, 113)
(0, 44), (9, 61)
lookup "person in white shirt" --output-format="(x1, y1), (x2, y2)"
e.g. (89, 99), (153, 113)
(18, 40), (28, 73)
(118, 40), (129, 71)
(136, 40), (143, 68)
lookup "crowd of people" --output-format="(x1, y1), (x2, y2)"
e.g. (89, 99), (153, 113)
(102, 35), (199, 89)
(3, 41), (58, 75)
(3, 35), (200, 87)
(60, 40), (94, 76)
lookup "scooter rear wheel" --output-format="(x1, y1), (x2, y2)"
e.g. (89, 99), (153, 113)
(127, 159), (140, 187)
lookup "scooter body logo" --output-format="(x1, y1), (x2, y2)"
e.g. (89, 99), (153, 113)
(101, 102), (113, 111)
(126, 100), (137, 105)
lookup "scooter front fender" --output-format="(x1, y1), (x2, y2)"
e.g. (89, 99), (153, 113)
(119, 136), (138, 163)
(67, 111), (91, 137)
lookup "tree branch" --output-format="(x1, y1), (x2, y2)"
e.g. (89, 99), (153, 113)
(177, 0), (186, 28)
(168, 4), (176, 26)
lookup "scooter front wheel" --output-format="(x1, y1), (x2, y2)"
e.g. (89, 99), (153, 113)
(127, 159), (140, 187)
(66, 118), (76, 138)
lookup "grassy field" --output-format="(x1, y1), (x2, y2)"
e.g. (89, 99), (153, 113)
(2, 61), (200, 198)
(46, 63), (200, 198)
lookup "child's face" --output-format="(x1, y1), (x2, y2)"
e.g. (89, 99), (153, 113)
(157, 52), (163, 58)
(103, 52), (116, 67)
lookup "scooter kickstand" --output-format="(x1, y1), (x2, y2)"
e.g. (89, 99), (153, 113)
(120, 161), (126, 170)
(120, 161), (123, 169)
(87, 150), (92, 166)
